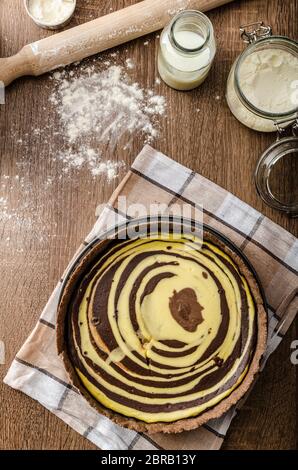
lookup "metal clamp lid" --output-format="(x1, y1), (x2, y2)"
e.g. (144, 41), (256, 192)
(274, 114), (298, 139)
(240, 21), (272, 44)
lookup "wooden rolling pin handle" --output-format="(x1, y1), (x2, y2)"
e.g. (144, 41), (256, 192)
(0, 49), (34, 87)
(0, 0), (234, 87)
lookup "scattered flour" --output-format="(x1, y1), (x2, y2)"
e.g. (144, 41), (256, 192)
(57, 145), (125, 179)
(2, 57), (166, 247)
(0, 175), (51, 249)
(48, 60), (166, 179)
(51, 64), (166, 144)
(125, 58), (135, 69)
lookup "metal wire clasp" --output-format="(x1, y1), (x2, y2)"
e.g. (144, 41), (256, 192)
(240, 21), (272, 44)
(274, 114), (298, 140)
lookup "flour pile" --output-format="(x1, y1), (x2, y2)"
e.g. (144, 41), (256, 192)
(50, 64), (166, 179)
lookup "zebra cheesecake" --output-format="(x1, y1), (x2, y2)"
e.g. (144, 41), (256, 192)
(57, 231), (267, 433)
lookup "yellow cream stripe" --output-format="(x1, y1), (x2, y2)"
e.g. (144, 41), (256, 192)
(77, 367), (248, 423)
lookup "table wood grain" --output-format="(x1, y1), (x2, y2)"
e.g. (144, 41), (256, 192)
(0, 0), (297, 450)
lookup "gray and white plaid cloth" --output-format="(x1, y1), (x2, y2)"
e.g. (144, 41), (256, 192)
(4, 145), (298, 450)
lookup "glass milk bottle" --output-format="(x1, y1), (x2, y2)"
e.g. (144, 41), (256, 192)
(158, 10), (216, 91)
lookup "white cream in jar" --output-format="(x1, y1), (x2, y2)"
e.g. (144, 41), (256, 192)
(27, 0), (76, 28)
(158, 10), (216, 91)
(226, 37), (298, 132)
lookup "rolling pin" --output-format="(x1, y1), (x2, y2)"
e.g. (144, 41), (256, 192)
(0, 0), (235, 87)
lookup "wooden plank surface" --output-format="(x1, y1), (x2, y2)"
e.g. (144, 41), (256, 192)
(0, 0), (297, 450)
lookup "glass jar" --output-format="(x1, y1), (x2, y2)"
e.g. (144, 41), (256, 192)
(158, 10), (216, 91)
(255, 116), (298, 217)
(226, 22), (298, 132)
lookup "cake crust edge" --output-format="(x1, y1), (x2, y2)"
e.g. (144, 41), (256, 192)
(56, 230), (267, 435)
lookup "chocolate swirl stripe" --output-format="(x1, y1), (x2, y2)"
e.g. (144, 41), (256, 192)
(67, 234), (257, 423)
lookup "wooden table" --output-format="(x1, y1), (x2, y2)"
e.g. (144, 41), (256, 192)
(0, 0), (297, 450)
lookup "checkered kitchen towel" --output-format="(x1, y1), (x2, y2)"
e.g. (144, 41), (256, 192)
(4, 145), (298, 450)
